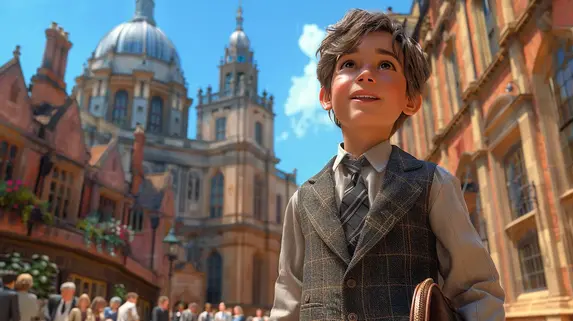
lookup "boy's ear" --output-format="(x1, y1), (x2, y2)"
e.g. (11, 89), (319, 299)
(319, 87), (332, 111)
(403, 95), (422, 116)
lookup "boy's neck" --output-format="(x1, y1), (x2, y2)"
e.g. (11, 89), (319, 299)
(342, 126), (391, 157)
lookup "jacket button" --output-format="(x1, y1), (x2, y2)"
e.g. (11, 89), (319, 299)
(348, 313), (358, 321)
(346, 278), (356, 288)
(304, 293), (310, 303)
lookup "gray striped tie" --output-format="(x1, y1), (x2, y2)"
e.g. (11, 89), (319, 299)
(339, 155), (370, 254)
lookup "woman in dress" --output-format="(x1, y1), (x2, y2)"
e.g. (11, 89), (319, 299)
(69, 294), (95, 321)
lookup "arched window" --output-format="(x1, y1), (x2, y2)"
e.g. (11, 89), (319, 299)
(148, 96), (163, 133)
(255, 121), (263, 146)
(210, 172), (224, 218)
(253, 176), (263, 220)
(518, 230), (547, 291)
(187, 172), (201, 202)
(224, 73), (232, 96)
(550, 38), (573, 185)
(206, 251), (223, 303)
(215, 117), (226, 141)
(252, 254), (264, 304)
(112, 90), (129, 126)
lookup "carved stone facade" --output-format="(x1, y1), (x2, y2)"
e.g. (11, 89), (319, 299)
(394, 0), (573, 319)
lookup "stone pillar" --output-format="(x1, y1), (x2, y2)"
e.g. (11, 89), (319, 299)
(457, 0), (477, 84)
(470, 100), (485, 150)
(518, 110), (565, 296)
(440, 146), (449, 170)
(508, 40), (530, 94)
(500, 0), (515, 29)
(430, 53), (445, 130)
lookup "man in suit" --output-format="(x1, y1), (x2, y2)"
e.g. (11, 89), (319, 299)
(0, 273), (20, 321)
(181, 303), (199, 321)
(151, 296), (170, 321)
(44, 282), (77, 321)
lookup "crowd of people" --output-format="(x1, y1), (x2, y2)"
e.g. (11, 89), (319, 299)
(0, 272), (270, 321)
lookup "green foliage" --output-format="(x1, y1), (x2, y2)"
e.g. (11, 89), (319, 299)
(77, 212), (135, 255)
(112, 283), (127, 300)
(0, 180), (52, 225)
(0, 252), (59, 299)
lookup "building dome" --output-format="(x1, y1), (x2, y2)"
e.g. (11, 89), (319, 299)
(94, 20), (181, 67)
(229, 6), (250, 50)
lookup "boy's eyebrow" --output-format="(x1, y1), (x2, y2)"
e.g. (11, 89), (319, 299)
(339, 48), (401, 64)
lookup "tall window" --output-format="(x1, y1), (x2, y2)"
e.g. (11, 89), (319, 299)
(255, 121), (263, 146)
(445, 46), (463, 115)
(98, 196), (116, 221)
(0, 141), (18, 181)
(504, 144), (534, 219)
(276, 195), (282, 224)
(148, 96), (163, 133)
(47, 167), (74, 220)
(253, 176), (263, 220)
(252, 254), (264, 304)
(550, 38), (573, 185)
(127, 207), (144, 232)
(187, 172), (201, 202)
(206, 251), (223, 303)
(518, 230), (547, 291)
(69, 274), (107, 299)
(215, 117), (226, 141)
(112, 90), (129, 126)
(224, 73), (232, 96)
(482, 0), (500, 58)
(210, 172), (224, 218)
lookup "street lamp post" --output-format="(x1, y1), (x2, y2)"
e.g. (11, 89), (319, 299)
(149, 213), (160, 269)
(163, 227), (180, 299)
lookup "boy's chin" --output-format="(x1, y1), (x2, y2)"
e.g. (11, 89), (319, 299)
(344, 114), (397, 129)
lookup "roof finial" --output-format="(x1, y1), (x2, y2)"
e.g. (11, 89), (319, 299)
(236, 0), (244, 31)
(133, 0), (156, 26)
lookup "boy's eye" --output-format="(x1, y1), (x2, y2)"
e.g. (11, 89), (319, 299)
(379, 61), (395, 70)
(341, 60), (355, 69)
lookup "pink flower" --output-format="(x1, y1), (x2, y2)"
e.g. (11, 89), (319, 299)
(6, 188), (12, 193)
(16, 180), (22, 186)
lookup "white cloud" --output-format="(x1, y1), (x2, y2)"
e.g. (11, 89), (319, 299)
(284, 24), (333, 138)
(276, 131), (289, 142)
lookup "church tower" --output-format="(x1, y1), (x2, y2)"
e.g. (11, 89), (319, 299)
(195, 5), (275, 155)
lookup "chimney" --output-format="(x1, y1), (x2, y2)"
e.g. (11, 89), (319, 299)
(33, 22), (73, 93)
(131, 123), (146, 195)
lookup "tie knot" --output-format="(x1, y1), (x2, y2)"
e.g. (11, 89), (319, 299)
(341, 155), (369, 175)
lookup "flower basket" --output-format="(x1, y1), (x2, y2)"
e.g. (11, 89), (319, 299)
(0, 252), (58, 299)
(77, 212), (135, 256)
(0, 180), (52, 226)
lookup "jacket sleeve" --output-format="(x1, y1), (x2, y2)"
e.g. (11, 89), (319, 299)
(429, 166), (506, 321)
(10, 293), (20, 321)
(269, 191), (304, 321)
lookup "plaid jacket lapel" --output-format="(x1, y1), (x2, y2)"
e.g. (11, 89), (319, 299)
(303, 156), (352, 265)
(347, 146), (426, 271)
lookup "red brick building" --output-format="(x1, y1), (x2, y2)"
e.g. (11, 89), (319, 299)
(393, 0), (573, 319)
(0, 23), (177, 319)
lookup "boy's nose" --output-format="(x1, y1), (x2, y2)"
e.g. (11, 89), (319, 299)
(357, 68), (376, 83)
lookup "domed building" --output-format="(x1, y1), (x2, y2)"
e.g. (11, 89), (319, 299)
(75, 0), (298, 314)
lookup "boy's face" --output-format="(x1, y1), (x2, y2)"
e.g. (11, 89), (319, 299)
(320, 31), (421, 135)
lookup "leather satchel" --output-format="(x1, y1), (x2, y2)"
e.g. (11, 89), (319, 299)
(410, 278), (464, 321)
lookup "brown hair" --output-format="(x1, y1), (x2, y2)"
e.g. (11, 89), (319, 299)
(15, 273), (33, 291)
(91, 296), (107, 313)
(78, 294), (91, 309)
(316, 9), (430, 135)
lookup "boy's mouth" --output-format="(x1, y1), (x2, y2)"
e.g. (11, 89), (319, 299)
(350, 91), (380, 102)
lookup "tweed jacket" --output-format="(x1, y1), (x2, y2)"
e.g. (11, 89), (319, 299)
(270, 144), (505, 321)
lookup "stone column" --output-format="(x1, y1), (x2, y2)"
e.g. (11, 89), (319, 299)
(457, 0), (477, 84)
(470, 100), (485, 150)
(500, 0), (515, 29)
(518, 110), (565, 296)
(508, 41), (529, 93)
(430, 53), (445, 130)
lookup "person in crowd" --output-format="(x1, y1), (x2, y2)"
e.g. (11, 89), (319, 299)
(44, 282), (77, 321)
(213, 302), (230, 321)
(151, 296), (169, 321)
(181, 302), (198, 321)
(117, 292), (139, 321)
(197, 303), (213, 321)
(69, 294), (94, 321)
(14, 273), (38, 321)
(172, 303), (185, 321)
(103, 297), (121, 321)
(90, 297), (107, 321)
(231, 306), (244, 321)
(0, 273), (20, 321)
(251, 309), (264, 321)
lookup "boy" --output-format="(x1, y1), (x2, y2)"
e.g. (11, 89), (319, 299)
(270, 9), (505, 321)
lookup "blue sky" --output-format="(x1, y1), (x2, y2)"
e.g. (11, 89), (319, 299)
(0, 0), (413, 184)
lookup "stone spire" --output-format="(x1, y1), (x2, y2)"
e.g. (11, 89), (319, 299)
(236, 2), (244, 31)
(133, 0), (156, 26)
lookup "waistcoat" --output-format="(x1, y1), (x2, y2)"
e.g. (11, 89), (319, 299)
(297, 145), (438, 321)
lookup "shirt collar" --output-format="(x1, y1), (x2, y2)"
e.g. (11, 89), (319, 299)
(333, 140), (392, 173)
